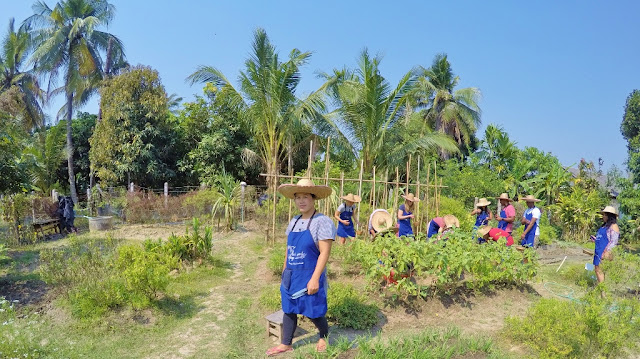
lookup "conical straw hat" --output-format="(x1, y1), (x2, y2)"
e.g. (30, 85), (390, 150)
(371, 210), (393, 232)
(443, 214), (460, 229)
(476, 198), (491, 207)
(341, 193), (361, 203)
(496, 193), (513, 201)
(477, 225), (491, 237)
(520, 195), (541, 203)
(278, 178), (332, 199)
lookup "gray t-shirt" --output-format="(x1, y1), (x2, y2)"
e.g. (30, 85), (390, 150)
(285, 213), (336, 244)
(337, 203), (356, 213)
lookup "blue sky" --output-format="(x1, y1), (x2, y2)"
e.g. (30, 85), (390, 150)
(3, 0), (639, 172)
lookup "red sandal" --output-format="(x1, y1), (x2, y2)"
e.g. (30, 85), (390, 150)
(266, 345), (293, 356)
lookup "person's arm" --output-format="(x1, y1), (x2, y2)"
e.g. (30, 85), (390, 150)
(604, 225), (620, 253)
(470, 208), (480, 215)
(307, 240), (332, 295)
(521, 217), (538, 239)
(334, 210), (348, 225)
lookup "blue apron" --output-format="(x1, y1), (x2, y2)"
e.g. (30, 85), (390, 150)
(593, 226), (608, 266)
(497, 208), (508, 231)
(398, 205), (413, 237)
(427, 219), (440, 238)
(280, 212), (328, 318)
(474, 212), (489, 228)
(521, 208), (538, 247)
(336, 205), (355, 238)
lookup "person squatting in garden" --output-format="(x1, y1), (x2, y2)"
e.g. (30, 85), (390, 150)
(470, 198), (493, 229)
(334, 193), (360, 244)
(593, 206), (619, 285)
(476, 225), (514, 246)
(427, 216), (446, 239)
(438, 214), (460, 241)
(495, 193), (516, 235)
(520, 195), (541, 248)
(397, 193), (419, 237)
(266, 179), (336, 356)
(368, 209), (393, 240)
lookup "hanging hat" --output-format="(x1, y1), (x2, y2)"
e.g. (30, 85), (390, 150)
(341, 193), (361, 203)
(371, 210), (393, 232)
(443, 214), (460, 229)
(477, 225), (491, 237)
(520, 195), (541, 203)
(401, 193), (421, 202)
(476, 198), (491, 207)
(278, 178), (332, 199)
(496, 193), (513, 202)
(601, 206), (618, 216)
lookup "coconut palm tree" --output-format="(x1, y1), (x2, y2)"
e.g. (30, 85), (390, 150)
(415, 53), (481, 159)
(24, 0), (123, 203)
(0, 18), (44, 130)
(318, 49), (457, 173)
(477, 124), (518, 175)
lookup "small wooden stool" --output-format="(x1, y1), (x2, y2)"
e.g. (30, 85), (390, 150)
(265, 310), (284, 342)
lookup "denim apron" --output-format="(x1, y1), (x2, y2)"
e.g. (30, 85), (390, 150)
(336, 205), (355, 237)
(593, 226), (608, 266)
(497, 208), (509, 232)
(521, 208), (538, 247)
(398, 205), (413, 237)
(474, 211), (489, 228)
(280, 211), (328, 318)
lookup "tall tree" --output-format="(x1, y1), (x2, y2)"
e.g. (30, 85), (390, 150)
(24, 0), (123, 203)
(621, 89), (640, 183)
(476, 124), (518, 175)
(0, 18), (44, 129)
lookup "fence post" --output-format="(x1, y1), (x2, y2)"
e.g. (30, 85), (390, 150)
(240, 181), (247, 225)
(164, 182), (169, 208)
(129, 182), (134, 193)
(87, 188), (92, 215)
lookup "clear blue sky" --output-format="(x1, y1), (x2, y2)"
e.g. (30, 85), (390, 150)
(3, 0), (639, 172)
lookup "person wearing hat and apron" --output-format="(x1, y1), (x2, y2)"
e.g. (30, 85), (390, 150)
(520, 195), (541, 248)
(593, 206), (620, 286)
(495, 193), (516, 235)
(267, 179), (336, 356)
(335, 193), (360, 244)
(477, 225), (514, 246)
(470, 198), (493, 229)
(368, 209), (393, 239)
(397, 193), (419, 237)
(439, 214), (460, 241)
(427, 216), (446, 239)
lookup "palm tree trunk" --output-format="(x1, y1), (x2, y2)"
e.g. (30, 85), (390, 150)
(90, 38), (113, 190)
(66, 92), (78, 204)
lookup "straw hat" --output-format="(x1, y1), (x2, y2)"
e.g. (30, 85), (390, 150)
(476, 198), (491, 207)
(477, 225), (491, 237)
(601, 206), (618, 216)
(520, 195), (541, 203)
(277, 178), (332, 199)
(443, 214), (460, 229)
(371, 210), (393, 232)
(496, 193), (513, 202)
(341, 193), (361, 203)
(401, 193), (421, 202)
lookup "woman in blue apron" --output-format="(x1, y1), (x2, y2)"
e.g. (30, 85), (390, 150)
(495, 193), (515, 235)
(520, 195), (541, 248)
(267, 179), (336, 356)
(470, 198), (493, 229)
(593, 206), (619, 286)
(397, 193), (419, 237)
(335, 193), (360, 244)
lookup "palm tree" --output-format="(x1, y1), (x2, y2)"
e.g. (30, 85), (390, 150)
(0, 18), (44, 129)
(318, 49), (457, 173)
(187, 28), (322, 188)
(477, 124), (518, 175)
(415, 53), (481, 159)
(24, 0), (123, 203)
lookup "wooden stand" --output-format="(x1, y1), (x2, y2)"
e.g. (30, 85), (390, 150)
(265, 310), (285, 342)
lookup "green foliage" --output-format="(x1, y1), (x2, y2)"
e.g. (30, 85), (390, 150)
(115, 244), (173, 306)
(211, 170), (240, 230)
(438, 195), (474, 230)
(0, 297), (51, 358)
(506, 294), (640, 358)
(600, 248), (640, 293)
(326, 282), (379, 329)
(441, 159), (504, 209)
(53, 112), (96, 193)
(621, 89), (640, 183)
(475, 124), (517, 176)
(0, 116), (31, 194)
(0, 193), (37, 245)
(267, 243), (285, 276)
(144, 218), (213, 263)
(616, 177), (640, 242)
(258, 285), (281, 311)
(551, 187), (608, 242)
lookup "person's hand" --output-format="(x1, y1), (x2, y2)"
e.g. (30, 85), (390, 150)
(520, 233), (525, 240)
(341, 219), (350, 226)
(590, 235), (596, 242)
(496, 215), (502, 221)
(307, 277), (320, 295)
(409, 214), (415, 219)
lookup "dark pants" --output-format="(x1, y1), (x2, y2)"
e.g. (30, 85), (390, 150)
(282, 312), (328, 346)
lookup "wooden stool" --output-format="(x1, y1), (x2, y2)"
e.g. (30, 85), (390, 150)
(265, 310), (284, 342)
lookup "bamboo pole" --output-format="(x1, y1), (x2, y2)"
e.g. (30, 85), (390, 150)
(425, 163), (430, 222)
(416, 156), (422, 233)
(340, 171), (344, 198)
(357, 159), (364, 231)
(394, 167), (400, 220)
(372, 166), (376, 208)
(258, 173), (447, 188)
(433, 160), (438, 217)
(406, 154), (411, 194)
(271, 154), (278, 244)
(307, 140), (313, 177)
(324, 137), (331, 215)
(437, 178), (443, 217)
(288, 167), (293, 221)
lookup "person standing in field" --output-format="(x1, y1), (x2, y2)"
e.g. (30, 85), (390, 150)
(335, 193), (360, 244)
(470, 198), (493, 229)
(267, 179), (336, 356)
(520, 195), (541, 248)
(397, 193), (419, 237)
(593, 206), (619, 286)
(495, 193), (516, 236)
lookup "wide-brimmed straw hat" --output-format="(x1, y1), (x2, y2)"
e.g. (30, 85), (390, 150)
(443, 214), (460, 229)
(371, 210), (393, 232)
(496, 193), (513, 202)
(278, 178), (332, 199)
(520, 195), (541, 203)
(601, 206), (618, 216)
(477, 225), (491, 237)
(476, 198), (491, 207)
(341, 193), (361, 203)
(401, 193), (420, 202)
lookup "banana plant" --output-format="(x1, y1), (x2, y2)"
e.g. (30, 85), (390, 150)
(211, 169), (240, 230)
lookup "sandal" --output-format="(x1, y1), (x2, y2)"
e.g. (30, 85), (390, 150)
(266, 346), (293, 356)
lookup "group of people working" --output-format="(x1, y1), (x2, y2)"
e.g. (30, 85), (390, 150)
(267, 178), (619, 356)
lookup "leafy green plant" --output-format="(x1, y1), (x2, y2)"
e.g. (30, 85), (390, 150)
(115, 244), (174, 306)
(551, 187), (608, 242)
(211, 170), (240, 230)
(267, 243), (285, 276)
(327, 282), (379, 330)
(0, 297), (51, 358)
(258, 285), (281, 311)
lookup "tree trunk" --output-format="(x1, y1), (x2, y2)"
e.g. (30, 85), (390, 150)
(91, 38), (113, 190)
(66, 92), (78, 204)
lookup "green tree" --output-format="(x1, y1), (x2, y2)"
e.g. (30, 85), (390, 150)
(25, 0), (123, 203)
(90, 66), (178, 187)
(0, 113), (31, 194)
(621, 89), (640, 183)
(54, 112), (96, 191)
(476, 124), (518, 176)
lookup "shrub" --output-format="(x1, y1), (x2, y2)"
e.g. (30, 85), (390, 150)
(327, 282), (379, 330)
(267, 243), (285, 276)
(0, 297), (51, 358)
(258, 285), (281, 311)
(115, 244), (173, 306)
(144, 218), (213, 263)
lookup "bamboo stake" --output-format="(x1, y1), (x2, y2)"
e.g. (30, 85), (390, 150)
(357, 159), (364, 231)
(437, 178), (443, 217)
(433, 160), (438, 217)
(288, 167), (293, 221)
(372, 166), (376, 208)
(258, 173), (447, 188)
(426, 162), (430, 222)
(416, 156), (421, 233)
(394, 167), (400, 220)
(406, 154), (411, 194)
(307, 140), (313, 178)
(340, 171), (344, 198)
(272, 154), (278, 244)
(324, 137), (331, 215)
(383, 170), (388, 209)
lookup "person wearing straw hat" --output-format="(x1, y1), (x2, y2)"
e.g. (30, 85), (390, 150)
(439, 214), (460, 240)
(368, 209), (394, 239)
(398, 193), (420, 237)
(427, 216), (446, 238)
(335, 193), (361, 244)
(592, 206), (620, 286)
(267, 179), (336, 356)
(470, 198), (493, 229)
(495, 193), (516, 235)
(477, 225), (514, 246)
(520, 195), (541, 248)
